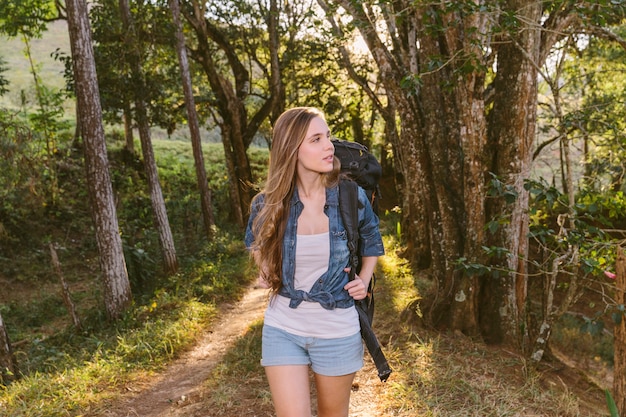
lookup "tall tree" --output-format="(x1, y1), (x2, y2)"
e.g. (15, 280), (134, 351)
(182, 0), (285, 227)
(66, 0), (132, 319)
(119, 0), (178, 274)
(169, 0), (215, 239)
(322, 0), (626, 347)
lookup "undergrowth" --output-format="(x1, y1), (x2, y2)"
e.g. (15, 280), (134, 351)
(0, 231), (253, 416)
(373, 232), (606, 416)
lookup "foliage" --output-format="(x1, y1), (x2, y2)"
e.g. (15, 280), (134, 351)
(536, 25), (626, 194)
(0, 294), (218, 415)
(372, 233), (605, 416)
(90, 0), (190, 132)
(136, 227), (609, 417)
(0, 225), (250, 415)
(525, 179), (623, 274)
(0, 0), (58, 38)
(0, 56), (9, 96)
(0, 1), (624, 414)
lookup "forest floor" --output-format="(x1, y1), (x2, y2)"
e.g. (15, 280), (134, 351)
(80, 283), (612, 417)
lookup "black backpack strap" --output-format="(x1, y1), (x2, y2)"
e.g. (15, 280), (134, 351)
(338, 179), (392, 382)
(338, 179), (359, 281)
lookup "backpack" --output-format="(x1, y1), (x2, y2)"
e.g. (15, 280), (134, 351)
(332, 139), (382, 214)
(335, 142), (392, 382)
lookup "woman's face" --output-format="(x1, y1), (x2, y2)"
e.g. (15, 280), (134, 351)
(297, 116), (335, 175)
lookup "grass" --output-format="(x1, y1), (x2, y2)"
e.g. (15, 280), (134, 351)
(1, 299), (217, 415)
(1, 215), (611, 416)
(371, 233), (605, 416)
(0, 131), (257, 415)
(0, 235), (252, 416)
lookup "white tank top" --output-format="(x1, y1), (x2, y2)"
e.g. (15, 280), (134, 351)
(263, 232), (359, 338)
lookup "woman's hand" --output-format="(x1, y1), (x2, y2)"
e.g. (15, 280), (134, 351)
(344, 268), (369, 300)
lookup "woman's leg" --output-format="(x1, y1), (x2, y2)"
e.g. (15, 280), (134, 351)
(265, 364), (311, 417)
(314, 372), (356, 417)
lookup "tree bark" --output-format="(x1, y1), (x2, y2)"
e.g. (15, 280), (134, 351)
(0, 312), (17, 384)
(119, 0), (179, 273)
(66, 0), (132, 320)
(169, 0), (215, 239)
(615, 247), (626, 417)
(481, 0), (542, 345)
(122, 102), (134, 155)
(334, 0), (489, 335)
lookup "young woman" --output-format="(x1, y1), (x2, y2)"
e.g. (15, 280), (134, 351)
(245, 107), (384, 417)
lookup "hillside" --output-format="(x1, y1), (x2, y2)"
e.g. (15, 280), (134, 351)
(0, 20), (70, 108)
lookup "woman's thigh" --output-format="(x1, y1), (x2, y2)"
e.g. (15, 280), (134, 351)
(265, 365), (311, 417)
(314, 372), (356, 417)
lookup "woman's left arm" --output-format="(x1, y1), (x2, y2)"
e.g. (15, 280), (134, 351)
(357, 256), (378, 289)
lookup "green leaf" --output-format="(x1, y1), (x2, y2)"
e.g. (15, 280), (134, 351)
(611, 311), (622, 325)
(605, 389), (619, 417)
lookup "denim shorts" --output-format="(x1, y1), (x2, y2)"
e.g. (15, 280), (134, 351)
(261, 325), (364, 376)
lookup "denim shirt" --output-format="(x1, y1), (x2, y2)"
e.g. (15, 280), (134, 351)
(245, 184), (384, 310)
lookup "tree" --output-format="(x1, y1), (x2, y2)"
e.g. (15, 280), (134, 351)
(321, 0), (626, 348)
(520, 27), (626, 362)
(91, 1), (186, 153)
(66, 0), (132, 319)
(181, 0), (285, 227)
(169, 0), (215, 240)
(119, 0), (179, 274)
(90, 1), (136, 154)
(0, 0), (69, 208)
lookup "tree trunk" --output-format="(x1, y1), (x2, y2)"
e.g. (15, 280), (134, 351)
(123, 102), (134, 155)
(66, 0), (132, 320)
(0, 312), (17, 384)
(170, 0), (215, 239)
(119, 0), (179, 274)
(335, 0), (488, 335)
(482, 0), (542, 346)
(615, 247), (626, 417)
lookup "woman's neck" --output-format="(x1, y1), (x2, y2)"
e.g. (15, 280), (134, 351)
(296, 175), (325, 199)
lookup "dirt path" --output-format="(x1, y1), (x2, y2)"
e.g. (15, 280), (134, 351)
(94, 286), (268, 417)
(92, 286), (385, 417)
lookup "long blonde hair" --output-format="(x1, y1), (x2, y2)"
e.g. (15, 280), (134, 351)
(250, 107), (340, 293)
